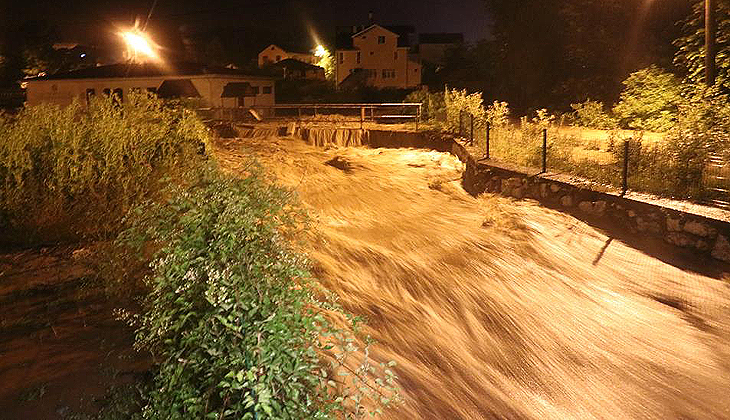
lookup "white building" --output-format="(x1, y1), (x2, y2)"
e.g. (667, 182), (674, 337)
(24, 62), (276, 111)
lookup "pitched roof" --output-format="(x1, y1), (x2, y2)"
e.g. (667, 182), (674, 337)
(418, 33), (464, 44)
(270, 58), (323, 71)
(26, 62), (274, 81)
(351, 24), (399, 39)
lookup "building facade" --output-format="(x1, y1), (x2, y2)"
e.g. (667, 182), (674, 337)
(335, 24), (421, 89)
(24, 62), (275, 111)
(258, 44), (317, 68)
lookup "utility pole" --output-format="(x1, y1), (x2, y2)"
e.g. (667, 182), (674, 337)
(706, 0), (717, 86)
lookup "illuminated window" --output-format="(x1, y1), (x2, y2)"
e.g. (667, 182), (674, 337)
(378, 36), (385, 44)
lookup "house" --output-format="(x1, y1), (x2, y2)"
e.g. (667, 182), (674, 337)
(418, 33), (464, 65)
(270, 59), (325, 81)
(24, 62), (276, 112)
(335, 24), (421, 89)
(258, 44), (317, 68)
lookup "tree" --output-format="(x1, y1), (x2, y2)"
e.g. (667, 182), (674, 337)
(675, 0), (730, 91)
(612, 66), (683, 132)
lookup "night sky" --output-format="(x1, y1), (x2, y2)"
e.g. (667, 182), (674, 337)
(3, 0), (491, 57)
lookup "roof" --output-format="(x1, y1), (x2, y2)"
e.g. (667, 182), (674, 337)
(271, 58), (323, 71)
(419, 33), (464, 44)
(221, 82), (255, 97)
(351, 24), (399, 39)
(26, 62), (274, 82)
(260, 43), (312, 57)
(157, 79), (201, 98)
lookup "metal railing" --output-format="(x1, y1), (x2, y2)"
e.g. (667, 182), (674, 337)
(206, 103), (423, 130)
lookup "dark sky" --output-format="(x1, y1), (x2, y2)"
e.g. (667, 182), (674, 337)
(3, 0), (491, 57)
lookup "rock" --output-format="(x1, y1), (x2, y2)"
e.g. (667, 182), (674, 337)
(512, 187), (524, 199)
(540, 184), (549, 198)
(593, 201), (607, 216)
(636, 217), (647, 232)
(578, 201), (593, 213)
(550, 184), (560, 193)
(628, 210), (636, 218)
(561, 195), (573, 207)
(666, 217), (681, 232)
(506, 177), (522, 189)
(666, 232), (695, 248)
(696, 240), (709, 251)
(72, 248), (91, 260)
(683, 220), (714, 237)
(711, 235), (730, 263)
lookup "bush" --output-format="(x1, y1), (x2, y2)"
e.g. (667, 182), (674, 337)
(118, 166), (398, 419)
(612, 66), (682, 132)
(570, 99), (616, 129)
(403, 89), (445, 121)
(485, 100), (510, 127)
(444, 88), (486, 133)
(0, 94), (210, 244)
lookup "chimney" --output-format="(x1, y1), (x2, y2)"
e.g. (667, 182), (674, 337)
(368, 10), (374, 24)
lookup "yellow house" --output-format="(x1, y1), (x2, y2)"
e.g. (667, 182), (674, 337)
(24, 62), (276, 112)
(335, 24), (421, 89)
(258, 44), (317, 68)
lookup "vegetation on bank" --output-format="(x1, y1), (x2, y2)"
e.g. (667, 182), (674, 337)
(1, 95), (398, 418)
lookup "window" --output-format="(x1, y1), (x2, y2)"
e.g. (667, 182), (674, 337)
(263, 86), (272, 94)
(112, 88), (123, 105)
(85, 88), (95, 104)
(370, 51), (374, 56)
(130, 87), (142, 94)
(356, 52), (360, 64)
(276, 55), (281, 62)
(366, 69), (377, 78)
(237, 97), (246, 107)
(382, 69), (395, 79)
(394, 51), (398, 60)
(147, 87), (157, 94)
(378, 36), (385, 44)
(252, 86), (260, 94)
(339, 52), (344, 64)
(102, 88), (111, 97)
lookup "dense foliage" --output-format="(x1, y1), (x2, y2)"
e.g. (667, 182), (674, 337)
(612, 66), (683, 132)
(0, 94), (209, 244)
(675, 0), (730, 92)
(570, 100), (616, 130)
(119, 167), (398, 419)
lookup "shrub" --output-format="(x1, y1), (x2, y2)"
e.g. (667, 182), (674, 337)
(444, 88), (486, 133)
(119, 166), (398, 419)
(0, 94), (209, 244)
(485, 100), (510, 127)
(612, 66), (682, 132)
(570, 99), (617, 129)
(404, 89), (445, 121)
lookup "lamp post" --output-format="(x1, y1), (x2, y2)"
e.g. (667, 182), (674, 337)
(706, 0), (717, 86)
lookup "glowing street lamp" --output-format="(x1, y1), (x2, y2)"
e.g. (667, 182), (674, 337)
(314, 44), (327, 58)
(120, 30), (159, 62)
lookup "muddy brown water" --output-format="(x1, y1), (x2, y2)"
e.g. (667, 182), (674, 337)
(0, 246), (147, 419)
(218, 136), (730, 420)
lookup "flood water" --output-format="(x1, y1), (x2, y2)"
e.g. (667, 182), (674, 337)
(216, 135), (730, 420)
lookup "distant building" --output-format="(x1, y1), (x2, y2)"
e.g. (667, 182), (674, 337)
(335, 24), (421, 89)
(418, 33), (464, 65)
(270, 58), (325, 81)
(258, 44), (317, 68)
(24, 62), (276, 111)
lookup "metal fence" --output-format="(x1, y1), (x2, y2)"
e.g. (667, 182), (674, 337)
(204, 103), (423, 130)
(456, 110), (730, 207)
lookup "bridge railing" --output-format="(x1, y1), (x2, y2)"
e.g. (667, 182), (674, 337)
(206, 103), (423, 130)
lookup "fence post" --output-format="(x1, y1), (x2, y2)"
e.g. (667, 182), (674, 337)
(470, 113), (474, 144)
(622, 140), (629, 196)
(459, 111), (463, 137)
(485, 122), (490, 159)
(542, 128), (547, 173)
(360, 107), (364, 130)
(416, 104), (421, 131)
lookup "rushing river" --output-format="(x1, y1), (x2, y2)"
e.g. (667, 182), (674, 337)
(216, 135), (730, 420)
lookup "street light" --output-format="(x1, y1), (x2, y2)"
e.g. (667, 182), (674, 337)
(120, 29), (158, 62)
